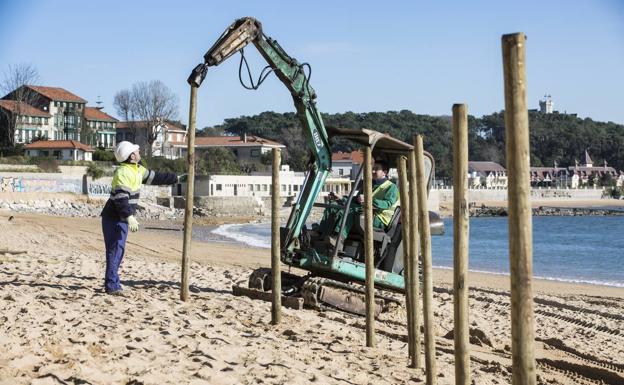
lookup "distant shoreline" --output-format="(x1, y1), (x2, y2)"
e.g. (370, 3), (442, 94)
(437, 198), (624, 217)
(469, 205), (624, 217)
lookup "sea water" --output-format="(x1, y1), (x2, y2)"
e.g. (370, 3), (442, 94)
(210, 216), (624, 288)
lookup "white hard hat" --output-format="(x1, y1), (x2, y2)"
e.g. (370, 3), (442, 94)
(114, 141), (140, 162)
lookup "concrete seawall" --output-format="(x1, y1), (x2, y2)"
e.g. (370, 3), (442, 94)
(433, 187), (605, 205)
(0, 172), (172, 203)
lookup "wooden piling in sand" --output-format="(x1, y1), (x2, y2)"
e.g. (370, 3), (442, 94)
(415, 135), (437, 384)
(452, 103), (470, 385)
(502, 32), (537, 385)
(271, 148), (282, 325)
(364, 146), (376, 347)
(408, 150), (421, 368)
(398, 156), (413, 359)
(181, 84), (198, 302)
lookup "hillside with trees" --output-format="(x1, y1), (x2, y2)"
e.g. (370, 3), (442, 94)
(200, 110), (624, 178)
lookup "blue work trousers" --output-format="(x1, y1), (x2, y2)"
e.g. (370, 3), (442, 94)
(102, 217), (128, 293)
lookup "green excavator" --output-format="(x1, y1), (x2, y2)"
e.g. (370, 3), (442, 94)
(188, 17), (444, 315)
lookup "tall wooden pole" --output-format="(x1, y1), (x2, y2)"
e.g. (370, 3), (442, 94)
(397, 156), (413, 360)
(181, 84), (198, 302)
(408, 150), (421, 369)
(452, 103), (470, 385)
(271, 148), (282, 325)
(364, 146), (376, 347)
(415, 135), (437, 384)
(502, 32), (536, 385)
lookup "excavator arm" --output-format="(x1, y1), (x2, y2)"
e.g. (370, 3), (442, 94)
(188, 17), (331, 252)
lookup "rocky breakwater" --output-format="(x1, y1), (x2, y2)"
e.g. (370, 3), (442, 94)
(0, 197), (184, 221)
(532, 206), (624, 216)
(469, 205), (624, 217)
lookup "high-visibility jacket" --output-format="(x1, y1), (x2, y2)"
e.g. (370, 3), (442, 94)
(101, 162), (177, 221)
(371, 179), (399, 226)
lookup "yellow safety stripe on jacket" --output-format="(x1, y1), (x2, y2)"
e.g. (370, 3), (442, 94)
(372, 179), (399, 226)
(111, 163), (147, 192)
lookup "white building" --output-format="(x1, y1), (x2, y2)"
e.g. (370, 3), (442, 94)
(116, 120), (185, 158)
(468, 161), (507, 188)
(23, 140), (94, 161)
(176, 165), (351, 198)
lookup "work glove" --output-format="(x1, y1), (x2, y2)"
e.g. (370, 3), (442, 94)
(127, 215), (139, 232)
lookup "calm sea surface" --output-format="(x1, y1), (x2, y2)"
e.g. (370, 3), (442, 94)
(208, 216), (624, 287)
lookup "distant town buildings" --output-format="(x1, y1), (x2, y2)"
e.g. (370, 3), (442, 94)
(467, 150), (623, 189)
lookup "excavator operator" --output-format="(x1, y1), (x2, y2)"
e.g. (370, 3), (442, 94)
(322, 160), (399, 245)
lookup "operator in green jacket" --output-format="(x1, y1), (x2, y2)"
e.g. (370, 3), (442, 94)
(323, 160), (399, 243)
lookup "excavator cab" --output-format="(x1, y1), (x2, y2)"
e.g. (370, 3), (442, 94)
(278, 127), (444, 296)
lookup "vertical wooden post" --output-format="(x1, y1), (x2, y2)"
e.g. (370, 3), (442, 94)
(502, 32), (536, 385)
(364, 146), (376, 347)
(181, 84), (198, 302)
(271, 148), (282, 325)
(397, 156), (413, 360)
(408, 150), (421, 369)
(452, 103), (470, 385)
(415, 135), (437, 384)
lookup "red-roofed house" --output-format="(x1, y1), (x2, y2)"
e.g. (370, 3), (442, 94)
(194, 133), (285, 164)
(2, 85), (87, 143)
(468, 161), (507, 188)
(331, 150), (363, 180)
(23, 140), (94, 161)
(84, 107), (118, 149)
(0, 100), (52, 144)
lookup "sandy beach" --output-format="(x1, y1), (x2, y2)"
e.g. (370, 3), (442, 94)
(1, 210), (623, 384)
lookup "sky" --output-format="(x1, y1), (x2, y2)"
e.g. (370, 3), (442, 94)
(0, 0), (623, 128)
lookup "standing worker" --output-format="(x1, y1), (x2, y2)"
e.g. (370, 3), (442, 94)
(100, 141), (180, 295)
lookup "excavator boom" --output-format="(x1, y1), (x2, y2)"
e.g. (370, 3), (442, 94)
(189, 17), (331, 252)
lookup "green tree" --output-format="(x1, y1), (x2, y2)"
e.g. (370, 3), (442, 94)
(196, 147), (241, 175)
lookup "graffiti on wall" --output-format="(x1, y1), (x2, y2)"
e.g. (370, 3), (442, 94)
(88, 183), (111, 195)
(0, 177), (24, 192)
(0, 176), (81, 193)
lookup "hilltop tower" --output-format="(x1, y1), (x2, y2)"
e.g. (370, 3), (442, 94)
(539, 94), (554, 114)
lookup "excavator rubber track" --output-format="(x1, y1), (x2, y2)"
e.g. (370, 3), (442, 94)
(248, 267), (307, 296)
(302, 276), (402, 317)
(248, 268), (404, 317)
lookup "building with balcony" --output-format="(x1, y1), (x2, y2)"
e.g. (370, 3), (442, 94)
(1, 85), (89, 144)
(84, 107), (118, 149)
(0, 100), (52, 144)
